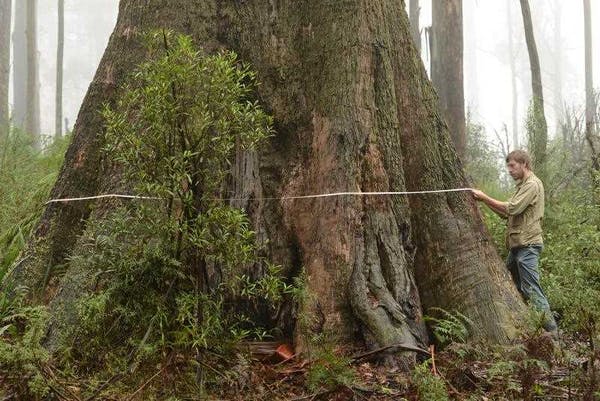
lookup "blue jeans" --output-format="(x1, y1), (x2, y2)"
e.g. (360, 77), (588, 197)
(507, 245), (557, 331)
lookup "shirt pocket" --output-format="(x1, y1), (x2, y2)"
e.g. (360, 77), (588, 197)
(508, 228), (522, 244)
(510, 214), (524, 228)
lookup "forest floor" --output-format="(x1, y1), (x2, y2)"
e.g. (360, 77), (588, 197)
(1, 333), (591, 400)
(186, 332), (595, 401)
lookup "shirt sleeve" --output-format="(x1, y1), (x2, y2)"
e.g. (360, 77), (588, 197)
(507, 181), (538, 216)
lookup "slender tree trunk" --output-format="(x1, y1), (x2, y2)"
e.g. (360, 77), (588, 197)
(519, 0), (548, 178)
(553, 0), (564, 133)
(55, 0), (64, 139)
(12, 0), (26, 131)
(584, 0), (599, 186)
(8, 0), (525, 358)
(0, 0), (10, 140)
(431, 0), (466, 159)
(409, 0), (420, 53)
(13, 0), (40, 144)
(464, 0), (479, 110)
(507, 2), (519, 149)
(25, 0), (40, 147)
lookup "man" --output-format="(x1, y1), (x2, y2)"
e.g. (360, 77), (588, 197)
(472, 149), (557, 333)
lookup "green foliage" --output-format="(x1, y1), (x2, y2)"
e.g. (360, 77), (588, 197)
(0, 130), (69, 278)
(542, 188), (600, 335)
(411, 360), (449, 401)
(424, 307), (473, 348)
(544, 112), (600, 357)
(464, 115), (512, 259)
(306, 348), (356, 393)
(481, 206), (509, 258)
(522, 305), (554, 337)
(540, 110), (600, 344)
(525, 98), (548, 180)
(486, 359), (519, 382)
(102, 31), (272, 202)
(465, 116), (506, 191)
(61, 31), (287, 393)
(0, 288), (50, 398)
(474, 105), (600, 397)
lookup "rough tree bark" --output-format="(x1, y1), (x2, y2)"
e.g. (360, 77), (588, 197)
(0, 0), (10, 139)
(409, 0), (420, 53)
(7, 0), (525, 357)
(584, 0), (599, 184)
(431, 0), (466, 159)
(55, 0), (64, 138)
(520, 0), (547, 177)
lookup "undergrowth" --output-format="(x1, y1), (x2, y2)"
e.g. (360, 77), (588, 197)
(1, 31), (299, 399)
(0, 132), (69, 279)
(467, 109), (600, 398)
(54, 31), (291, 397)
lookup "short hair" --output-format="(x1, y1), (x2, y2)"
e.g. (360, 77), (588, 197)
(506, 149), (531, 168)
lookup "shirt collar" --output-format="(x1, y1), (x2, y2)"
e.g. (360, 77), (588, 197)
(516, 172), (534, 187)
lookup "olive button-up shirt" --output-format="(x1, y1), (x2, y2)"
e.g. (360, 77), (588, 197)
(506, 173), (544, 249)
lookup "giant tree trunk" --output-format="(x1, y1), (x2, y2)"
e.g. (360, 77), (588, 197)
(0, 0), (10, 139)
(55, 0), (64, 139)
(520, 0), (548, 177)
(7, 0), (525, 356)
(584, 0), (599, 185)
(431, 0), (466, 159)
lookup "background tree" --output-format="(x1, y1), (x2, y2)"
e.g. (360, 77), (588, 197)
(13, 0), (40, 146)
(584, 0), (598, 187)
(431, 0), (466, 159)
(519, 0), (548, 179)
(507, 2), (519, 149)
(463, 0), (480, 111)
(552, 0), (564, 132)
(409, 0), (421, 52)
(55, 0), (64, 138)
(7, 0), (526, 366)
(0, 0), (10, 140)
(25, 0), (40, 146)
(12, 0), (26, 131)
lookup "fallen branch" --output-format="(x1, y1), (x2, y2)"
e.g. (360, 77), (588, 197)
(349, 384), (402, 397)
(290, 388), (334, 401)
(351, 342), (430, 362)
(430, 344), (438, 375)
(83, 373), (124, 401)
(42, 365), (83, 401)
(124, 368), (164, 401)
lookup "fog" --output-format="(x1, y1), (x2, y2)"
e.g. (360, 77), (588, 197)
(9, 0), (119, 136)
(8, 0), (600, 145)
(422, 0), (599, 144)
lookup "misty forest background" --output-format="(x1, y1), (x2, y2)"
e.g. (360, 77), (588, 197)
(1, 0), (600, 400)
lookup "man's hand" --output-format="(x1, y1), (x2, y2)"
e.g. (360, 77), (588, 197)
(471, 188), (508, 218)
(471, 189), (486, 201)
